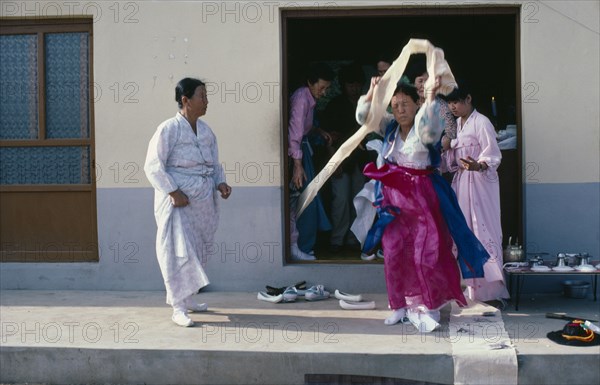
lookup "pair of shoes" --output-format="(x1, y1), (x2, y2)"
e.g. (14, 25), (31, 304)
(305, 285), (330, 301)
(334, 289), (362, 302)
(361, 252), (375, 261)
(335, 290), (376, 310)
(172, 310), (194, 327)
(291, 244), (316, 261)
(257, 291), (283, 303)
(266, 281), (306, 296)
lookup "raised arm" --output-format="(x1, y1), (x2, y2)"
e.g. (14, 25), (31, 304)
(356, 76), (394, 136)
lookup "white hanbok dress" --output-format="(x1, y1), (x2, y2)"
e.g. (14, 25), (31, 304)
(144, 113), (226, 306)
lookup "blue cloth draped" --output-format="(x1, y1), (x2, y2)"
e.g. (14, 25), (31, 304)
(296, 137), (331, 253)
(429, 172), (489, 278)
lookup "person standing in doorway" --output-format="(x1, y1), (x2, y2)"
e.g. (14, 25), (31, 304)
(288, 63), (334, 261)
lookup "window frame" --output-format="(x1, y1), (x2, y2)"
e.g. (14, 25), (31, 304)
(0, 17), (95, 191)
(0, 17), (97, 262)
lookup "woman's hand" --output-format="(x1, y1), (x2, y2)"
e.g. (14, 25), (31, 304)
(169, 189), (189, 207)
(217, 183), (232, 199)
(365, 76), (381, 102)
(425, 76), (441, 103)
(292, 160), (306, 189)
(460, 156), (487, 172)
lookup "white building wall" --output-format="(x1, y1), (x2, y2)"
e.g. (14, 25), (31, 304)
(1, 1), (598, 293)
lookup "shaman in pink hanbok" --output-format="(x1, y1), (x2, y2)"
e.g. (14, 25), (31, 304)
(356, 79), (490, 331)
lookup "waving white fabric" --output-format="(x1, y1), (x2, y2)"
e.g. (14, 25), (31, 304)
(296, 39), (456, 216)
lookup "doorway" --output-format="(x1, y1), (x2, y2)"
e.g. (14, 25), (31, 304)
(281, 6), (522, 263)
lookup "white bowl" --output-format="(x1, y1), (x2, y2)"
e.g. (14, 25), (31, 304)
(575, 265), (597, 272)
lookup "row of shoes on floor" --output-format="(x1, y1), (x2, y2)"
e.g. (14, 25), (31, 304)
(257, 281), (376, 310)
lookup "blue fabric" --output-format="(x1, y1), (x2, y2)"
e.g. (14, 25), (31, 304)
(427, 141), (442, 169)
(296, 138), (331, 253)
(429, 172), (489, 278)
(361, 120), (398, 255)
(362, 205), (400, 255)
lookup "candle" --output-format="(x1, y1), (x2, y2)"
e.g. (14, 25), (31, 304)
(491, 96), (497, 117)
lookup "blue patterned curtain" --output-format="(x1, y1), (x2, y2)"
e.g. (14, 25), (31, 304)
(45, 33), (89, 139)
(0, 34), (38, 139)
(0, 32), (90, 185)
(0, 146), (90, 184)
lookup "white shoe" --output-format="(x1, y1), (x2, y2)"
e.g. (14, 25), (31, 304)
(361, 253), (375, 261)
(282, 286), (298, 302)
(334, 289), (363, 302)
(407, 308), (439, 333)
(172, 310), (194, 327)
(305, 285), (330, 301)
(185, 301), (208, 312)
(257, 291), (283, 303)
(339, 299), (376, 310)
(291, 244), (316, 261)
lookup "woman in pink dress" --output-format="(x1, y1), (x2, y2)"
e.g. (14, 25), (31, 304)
(442, 83), (510, 305)
(357, 76), (490, 332)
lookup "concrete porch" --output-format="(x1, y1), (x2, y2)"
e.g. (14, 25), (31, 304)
(1, 290), (599, 385)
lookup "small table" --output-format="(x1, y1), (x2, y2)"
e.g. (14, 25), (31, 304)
(503, 265), (599, 310)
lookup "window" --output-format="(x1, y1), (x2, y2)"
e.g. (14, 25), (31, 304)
(0, 18), (97, 262)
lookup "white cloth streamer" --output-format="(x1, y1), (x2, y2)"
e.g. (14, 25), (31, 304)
(449, 300), (518, 385)
(296, 39), (457, 216)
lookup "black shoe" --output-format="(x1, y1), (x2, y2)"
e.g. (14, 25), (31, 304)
(266, 281), (306, 296)
(266, 285), (285, 296)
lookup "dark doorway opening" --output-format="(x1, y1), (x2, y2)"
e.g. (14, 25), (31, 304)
(282, 7), (521, 263)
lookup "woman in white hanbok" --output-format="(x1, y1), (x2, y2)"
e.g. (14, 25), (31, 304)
(145, 78), (232, 327)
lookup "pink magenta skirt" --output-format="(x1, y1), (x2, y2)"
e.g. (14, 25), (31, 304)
(364, 163), (467, 310)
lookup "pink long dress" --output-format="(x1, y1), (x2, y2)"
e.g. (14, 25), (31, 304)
(357, 96), (467, 311)
(442, 109), (509, 301)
